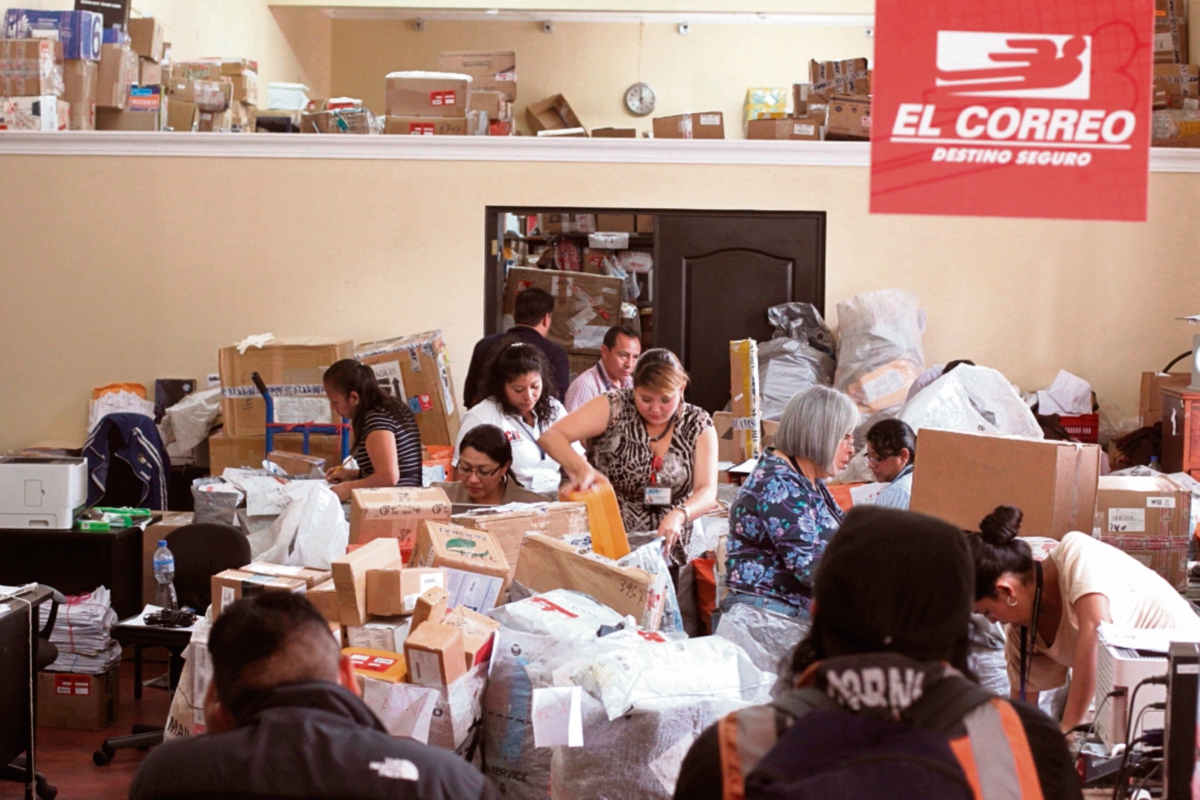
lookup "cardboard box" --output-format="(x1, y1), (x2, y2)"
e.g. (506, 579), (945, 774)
(3, 9), (102, 61)
(344, 647), (407, 684)
(217, 340), (354, 438)
(1141, 372), (1190, 427)
(230, 99), (255, 133)
(141, 512), (193, 605)
(63, 59), (96, 130)
(347, 616), (411, 652)
(97, 104), (162, 131)
(652, 112), (725, 139)
(127, 17), (163, 61)
(1155, 64), (1200, 98)
(172, 61), (223, 82)
(167, 78), (230, 112)
(538, 214), (596, 235)
(526, 93), (583, 133)
(382, 115), (467, 135)
(37, 666), (119, 731)
(308, 579), (340, 621)
(75, 0), (130, 30)
(825, 95), (871, 140)
(404, 622), (466, 688)
(468, 89), (508, 121)
(240, 562), (331, 590)
(229, 72), (257, 106)
(910, 429), (1101, 541)
(636, 215), (654, 233)
(221, 59), (257, 76)
(349, 487), (452, 552)
(0, 40), (63, 98)
(502, 267), (623, 354)
(356, 331), (461, 446)
(1156, 0), (1188, 64)
(1094, 475), (1192, 591)
(211, 570), (307, 617)
(591, 127), (637, 138)
(409, 522), (510, 613)
(166, 98), (197, 132)
(452, 501), (589, 581)
(438, 51), (516, 100)
(729, 340), (762, 462)
(366, 567), (447, 616)
(568, 350), (600, 384)
(137, 58), (161, 88)
(596, 214), (636, 233)
(331, 537), (402, 627)
(385, 72), (471, 117)
(809, 57), (871, 101)
(747, 117), (821, 141)
(409, 586), (449, 633)
(442, 606), (500, 669)
(514, 533), (662, 626)
(97, 44), (136, 110)
(0, 96), (66, 131)
(208, 431), (344, 476)
(744, 87), (791, 124)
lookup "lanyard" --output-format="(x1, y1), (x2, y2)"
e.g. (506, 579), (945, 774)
(649, 455), (664, 486)
(596, 363), (614, 393)
(1018, 560), (1043, 703)
(512, 417), (547, 462)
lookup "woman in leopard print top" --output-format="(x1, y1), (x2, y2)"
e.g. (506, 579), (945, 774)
(539, 349), (718, 565)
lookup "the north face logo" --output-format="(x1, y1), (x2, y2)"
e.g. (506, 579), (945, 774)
(369, 758), (419, 781)
(935, 31), (1092, 100)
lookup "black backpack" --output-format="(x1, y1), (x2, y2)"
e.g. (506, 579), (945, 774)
(745, 676), (996, 800)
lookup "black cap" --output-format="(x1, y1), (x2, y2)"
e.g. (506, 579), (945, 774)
(814, 506), (975, 662)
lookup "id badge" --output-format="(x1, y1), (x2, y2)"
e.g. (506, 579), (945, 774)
(644, 487), (672, 506)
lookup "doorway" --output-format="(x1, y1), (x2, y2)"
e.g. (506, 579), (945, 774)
(484, 207), (826, 413)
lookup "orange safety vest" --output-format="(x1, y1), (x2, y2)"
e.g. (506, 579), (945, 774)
(717, 671), (1044, 800)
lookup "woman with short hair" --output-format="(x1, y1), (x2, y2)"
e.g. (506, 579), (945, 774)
(721, 385), (859, 623)
(539, 348), (717, 565)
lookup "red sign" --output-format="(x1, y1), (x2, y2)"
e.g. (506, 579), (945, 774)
(54, 675), (90, 696)
(871, 0), (1153, 221)
(429, 90), (458, 108)
(408, 122), (435, 136)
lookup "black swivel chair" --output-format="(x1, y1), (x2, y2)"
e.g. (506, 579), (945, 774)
(95, 524), (250, 766)
(1, 585), (65, 800)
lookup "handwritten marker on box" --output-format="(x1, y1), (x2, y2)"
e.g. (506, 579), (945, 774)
(531, 686), (584, 748)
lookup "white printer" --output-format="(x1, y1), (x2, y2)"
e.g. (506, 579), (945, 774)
(0, 456), (88, 529)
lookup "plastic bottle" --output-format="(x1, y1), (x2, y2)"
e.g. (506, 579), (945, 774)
(153, 540), (178, 610)
(1149, 456), (1161, 473)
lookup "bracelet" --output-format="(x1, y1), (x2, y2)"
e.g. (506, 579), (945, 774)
(674, 502), (689, 524)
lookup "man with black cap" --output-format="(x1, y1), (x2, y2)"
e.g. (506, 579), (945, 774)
(673, 506), (1080, 800)
(129, 592), (499, 800)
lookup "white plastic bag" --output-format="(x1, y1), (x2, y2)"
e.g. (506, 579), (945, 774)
(363, 661), (488, 752)
(252, 482), (348, 569)
(161, 387), (222, 452)
(835, 289), (925, 416)
(901, 365), (1043, 439)
(488, 590), (627, 638)
(618, 538), (683, 633)
(714, 602), (809, 697)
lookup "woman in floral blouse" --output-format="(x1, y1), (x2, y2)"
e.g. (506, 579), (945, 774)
(718, 385), (859, 629)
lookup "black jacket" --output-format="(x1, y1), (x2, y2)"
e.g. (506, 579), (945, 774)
(463, 326), (570, 409)
(129, 683), (500, 800)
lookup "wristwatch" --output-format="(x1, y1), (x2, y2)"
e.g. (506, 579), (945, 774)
(673, 502), (690, 524)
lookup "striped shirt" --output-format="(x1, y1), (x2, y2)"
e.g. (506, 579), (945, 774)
(354, 407), (423, 488)
(564, 362), (633, 412)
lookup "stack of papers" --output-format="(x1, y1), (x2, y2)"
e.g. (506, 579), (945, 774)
(38, 585), (121, 674)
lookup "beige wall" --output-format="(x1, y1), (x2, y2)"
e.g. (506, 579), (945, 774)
(1, 152), (1197, 453)
(331, 18), (873, 136)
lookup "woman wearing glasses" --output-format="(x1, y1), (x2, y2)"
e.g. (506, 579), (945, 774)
(865, 418), (916, 509)
(440, 424), (546, 505)
(717, 385), (859, 628)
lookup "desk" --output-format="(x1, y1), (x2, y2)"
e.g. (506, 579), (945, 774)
(0, 525), (148, 619)
(112, 613), (193, 701)
(0, 586), (52, 800)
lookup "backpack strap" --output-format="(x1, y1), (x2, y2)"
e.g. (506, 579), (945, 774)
(905, 675), (996, 735)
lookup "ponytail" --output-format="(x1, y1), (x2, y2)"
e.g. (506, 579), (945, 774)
(323, 359), (414, 445)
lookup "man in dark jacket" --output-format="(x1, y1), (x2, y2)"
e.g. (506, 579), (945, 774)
(129, 593), (499, 800)
(463, 286), (570, 408)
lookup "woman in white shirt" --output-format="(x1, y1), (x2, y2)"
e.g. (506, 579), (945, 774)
(970, 505), (1200, 733)
(456, 341), (580, 496)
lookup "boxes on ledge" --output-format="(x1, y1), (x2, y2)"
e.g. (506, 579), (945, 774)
(910, 429), (1101, 540)
(64, 59), (97, 130)
(526, 93), (583, 134)
(0, 96), (67, 131)
(385, 71), (471, 117)
(438, 51), (515, 100)
(97, 43), (136, 110)
(3, 9), (102, 61)
(0, 40), (63, 98)
(652, 112), (725, 139)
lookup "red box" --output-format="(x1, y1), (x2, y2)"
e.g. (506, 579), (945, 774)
(1058, 414), (1099, 444)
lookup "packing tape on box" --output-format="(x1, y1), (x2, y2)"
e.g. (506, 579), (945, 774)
(731, 417), (758, 431)
(221, 383), (326, 398)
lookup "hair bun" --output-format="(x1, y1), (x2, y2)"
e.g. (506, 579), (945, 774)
(979, 505), (1023, 546)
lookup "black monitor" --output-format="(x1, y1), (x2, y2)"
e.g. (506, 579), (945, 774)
(1165, 641), (1200, 799)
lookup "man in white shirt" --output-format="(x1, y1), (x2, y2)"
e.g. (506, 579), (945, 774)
(564, 325), (642, 411)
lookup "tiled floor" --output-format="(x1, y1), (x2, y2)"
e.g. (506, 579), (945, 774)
(2, 660), (172, 800)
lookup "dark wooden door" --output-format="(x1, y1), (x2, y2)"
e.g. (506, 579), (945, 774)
(654, 212), (825, 413)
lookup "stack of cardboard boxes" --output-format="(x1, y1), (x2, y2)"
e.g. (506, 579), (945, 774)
(168, 58), (257, 133)
(1151, 0), (1200, 145)
(97, 17), (158, 131)
(440, 50), (516, 136)
(383, 71), (473, 136)
(0, 9), (97, 131)
(748, 58), (872, 142)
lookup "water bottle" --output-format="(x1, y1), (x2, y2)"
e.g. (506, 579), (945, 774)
(1149, 456), (1161, 473)
(153, 540), (178, 610)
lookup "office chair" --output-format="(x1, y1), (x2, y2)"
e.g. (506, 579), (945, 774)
(95, 524), (250, 766)
(1, 585), (65, 800)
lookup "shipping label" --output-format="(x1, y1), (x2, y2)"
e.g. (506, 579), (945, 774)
(1147, 496), (1176, 508)
(1109, 507), (1146, 532)
(429, 90), (457, 107)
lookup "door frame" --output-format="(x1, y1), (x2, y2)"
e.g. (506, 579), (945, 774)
(484, 206), (827, 341)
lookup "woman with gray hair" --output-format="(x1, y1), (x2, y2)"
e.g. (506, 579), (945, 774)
(718, 385), (859, 627)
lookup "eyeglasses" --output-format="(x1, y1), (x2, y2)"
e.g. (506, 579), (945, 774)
(865, 451), (896, 466)
(457, 463), (501, 478)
